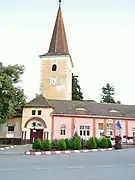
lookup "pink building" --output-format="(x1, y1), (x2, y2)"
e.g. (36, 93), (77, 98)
(22, 94), (135, 143)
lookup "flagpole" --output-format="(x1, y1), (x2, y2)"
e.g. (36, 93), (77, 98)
(119, 127), (121, 136)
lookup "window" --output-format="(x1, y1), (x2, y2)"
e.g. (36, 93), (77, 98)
(8, 126), (14, 132)
(132, 128), (135, 137)
(60, 124), (66, 135)
(80, 125), (90, 136)
(75, 107), (88, 111)
(38, 110), (42, 115)
(109, 109), (119, 113)
(32, 110), (36, 115)
(98, 123), (103, 130)
(107, 123), (113, 130)
(52, 64), (57, 71)
(110, 131), (113, 136)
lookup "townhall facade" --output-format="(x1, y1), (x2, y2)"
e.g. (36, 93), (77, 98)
(0, 2), (135, 144)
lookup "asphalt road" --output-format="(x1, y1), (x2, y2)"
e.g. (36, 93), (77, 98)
(0, 147), (135, 180)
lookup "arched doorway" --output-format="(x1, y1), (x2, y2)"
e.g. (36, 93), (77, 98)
(24, 117), (48, 144)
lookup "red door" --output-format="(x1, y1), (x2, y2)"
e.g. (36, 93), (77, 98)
(30, 129), (43, 143)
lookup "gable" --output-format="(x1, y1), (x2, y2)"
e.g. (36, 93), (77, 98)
(25, 94), (53, 108)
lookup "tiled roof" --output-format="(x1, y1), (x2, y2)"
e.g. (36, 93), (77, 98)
(25, 95), (135, 118)
(45, 5), (69, 56)
(25, 95), (53, 108)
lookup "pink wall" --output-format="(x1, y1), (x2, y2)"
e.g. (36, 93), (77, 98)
(53, 116), (93, 139)
(128, 121), (135, 137)
(53, 117), (72, 139)
(95, 119), (104, 137)
(53, 115), (135, 140)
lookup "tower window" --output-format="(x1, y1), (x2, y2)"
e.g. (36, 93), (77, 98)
(52, 64), (57, 71)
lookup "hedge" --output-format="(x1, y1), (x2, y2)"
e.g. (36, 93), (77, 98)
(32, 136), (113, 151)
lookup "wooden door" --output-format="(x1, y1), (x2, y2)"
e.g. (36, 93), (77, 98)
(30, 129), (43, 143)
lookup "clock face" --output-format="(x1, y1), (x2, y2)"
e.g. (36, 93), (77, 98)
(50, 77), (58, 86)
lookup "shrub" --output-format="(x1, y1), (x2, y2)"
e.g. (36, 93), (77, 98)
(99, 138), (108, 148)
(65, 138), (72, 149)
(32, 139), (41, 150)
(107, 138), (112, 148)
(87, 137), (97, 149)
(72, 137), (82, 150)
(51, 139), (58, 150)
(56, 139), (67, 150)
(94, 137), (99, 148)
(81, 139), (88, 149)
(41, 140), (51, 151)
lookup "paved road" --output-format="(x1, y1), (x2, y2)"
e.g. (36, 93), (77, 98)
(0, 148), (135, 180)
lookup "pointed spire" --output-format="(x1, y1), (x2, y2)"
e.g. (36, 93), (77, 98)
(59, 0), (61, 7)
(47, 0), (69, 55)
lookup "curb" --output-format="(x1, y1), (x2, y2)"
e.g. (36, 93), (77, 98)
(0, 145), (17, 151)
(25, 148), (113, 156)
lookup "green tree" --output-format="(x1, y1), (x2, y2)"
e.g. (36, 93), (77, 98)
(100, 83), (115, 103)
(72, 73), (83, 101)
(0, 62), (26, 124)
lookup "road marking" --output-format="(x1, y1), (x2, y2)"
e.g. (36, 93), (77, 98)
(66, 166), (84, 169)
(0, 168), (20, 172)
(35, 167), (53, 170)
(128, 164), (135, 166)
(98, 165), (116, 168)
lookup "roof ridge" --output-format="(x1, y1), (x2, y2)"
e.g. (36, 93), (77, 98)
(41, 95), (53, 107)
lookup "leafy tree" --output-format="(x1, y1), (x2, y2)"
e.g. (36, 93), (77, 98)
(72, 73), (83, 101)
(100, 83), (115, 103)
(0, 62), (26, 124)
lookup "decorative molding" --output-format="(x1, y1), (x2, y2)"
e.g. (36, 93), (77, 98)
(24, 117), (47, 128)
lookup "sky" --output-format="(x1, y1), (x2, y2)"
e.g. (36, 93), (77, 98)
(0, 0), (135, 104)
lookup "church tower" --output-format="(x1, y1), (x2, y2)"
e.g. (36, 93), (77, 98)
(40, 1), (73, 100)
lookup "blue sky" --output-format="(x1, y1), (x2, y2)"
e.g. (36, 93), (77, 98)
(1, 0), (135, 104)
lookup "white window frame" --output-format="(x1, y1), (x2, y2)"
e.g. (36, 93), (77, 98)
(132, 128), (135, 137)
(80, 125), (90, 136)
(60, 124), (66, 136)
(8, 125), (15, 132)
(98, 123), (104, 130)
(52, 64), (57, 71)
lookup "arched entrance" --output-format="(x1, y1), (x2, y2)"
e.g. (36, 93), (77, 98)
(24, 117), (48, 144)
